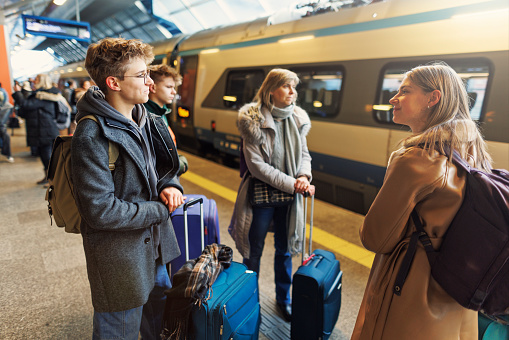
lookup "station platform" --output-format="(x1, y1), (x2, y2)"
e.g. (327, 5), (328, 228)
(0, 126), (372, 339)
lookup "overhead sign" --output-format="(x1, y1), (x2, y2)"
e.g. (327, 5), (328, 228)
(22, 14), (91, 42)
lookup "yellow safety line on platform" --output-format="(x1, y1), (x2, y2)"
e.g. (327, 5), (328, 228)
(183, 171), (374, 269)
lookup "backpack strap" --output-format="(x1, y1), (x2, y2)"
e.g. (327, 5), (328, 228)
(393, 209), (437, 296)
(78, 115), (119, 171)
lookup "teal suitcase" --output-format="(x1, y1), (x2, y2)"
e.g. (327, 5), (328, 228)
(163, 198), (260, 339)
(478, 313), (508, 340)
(190, 261), (260, 339)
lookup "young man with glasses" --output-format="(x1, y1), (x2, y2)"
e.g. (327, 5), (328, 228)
(71, 37), (185, 339)
(144, 64), (188, 176)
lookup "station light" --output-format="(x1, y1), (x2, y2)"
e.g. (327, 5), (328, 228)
(313, 101), (323, 108)
(278, 35), (314, 44)
(373, 105), (393, 111)
(54, 0), (67, 5)
(452, 8), (508, 19)
(200, 48), (220, 55)
(223, 96), (237, 102)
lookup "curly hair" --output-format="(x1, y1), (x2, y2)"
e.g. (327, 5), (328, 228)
(85, 37), (154, 93)
(148, 64), (182, 86)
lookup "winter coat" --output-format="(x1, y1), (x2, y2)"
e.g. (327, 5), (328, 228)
(228, 103), (312, 258)
(71, 91), (182, 313)
(351, 145), (478, 340)
(12, 88), (60, 147)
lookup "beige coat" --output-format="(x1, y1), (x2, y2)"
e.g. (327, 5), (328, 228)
(351, 146), (478, 340)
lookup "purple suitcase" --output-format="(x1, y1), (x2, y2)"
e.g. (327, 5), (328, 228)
(169, 195), (220, 277)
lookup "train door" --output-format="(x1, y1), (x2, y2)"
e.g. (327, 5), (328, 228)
(173, 55), (198, 149)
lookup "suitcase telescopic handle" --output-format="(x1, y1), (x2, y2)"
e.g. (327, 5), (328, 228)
(183, 197), (205, 261)
(301, 192), (315, 264)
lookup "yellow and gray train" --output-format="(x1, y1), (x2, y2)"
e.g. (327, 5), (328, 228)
(55, 0), (509, 214)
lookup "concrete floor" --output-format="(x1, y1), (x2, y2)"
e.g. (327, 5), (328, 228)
(0, 125), (370, 339)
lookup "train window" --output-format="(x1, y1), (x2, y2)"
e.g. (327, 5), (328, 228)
(224, 70), (265, 109)
(292, 67), (344, 119)
(374, 63), (491, 123)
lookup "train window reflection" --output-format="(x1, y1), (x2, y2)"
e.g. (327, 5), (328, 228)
(224, 70), (264, 109)
(293, 67), (344, 119)
(374, 63), (491, 123)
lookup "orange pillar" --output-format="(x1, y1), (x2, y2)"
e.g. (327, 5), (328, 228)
(0, 25), (14, 104)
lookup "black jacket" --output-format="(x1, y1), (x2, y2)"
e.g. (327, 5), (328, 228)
(12, 88), (60, 147)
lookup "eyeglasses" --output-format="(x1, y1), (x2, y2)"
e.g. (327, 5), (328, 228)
(119, 71), (151, 83)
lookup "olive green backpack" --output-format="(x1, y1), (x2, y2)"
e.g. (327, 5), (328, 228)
(45, 115), (118, 233)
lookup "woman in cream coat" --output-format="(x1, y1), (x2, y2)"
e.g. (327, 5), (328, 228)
(351, 63), (492, 340)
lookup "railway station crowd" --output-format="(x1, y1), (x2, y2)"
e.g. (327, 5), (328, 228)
(2, 36), (506, 340)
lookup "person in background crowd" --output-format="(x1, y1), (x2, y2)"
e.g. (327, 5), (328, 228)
(17, 81), (38, 157)
(21, 81), (33, 98)
(143, 64), (188, 176)
(12, 74), (61, 184)
(71, 37), (184, 340)
(71, 79), (91, 106)
(0, 82), (8, 106)
(69, 80), (92, 134)
(62, 79), (76, 104)
(351, 62), (490, 340)
(229, 68), (315, 322)
(0, 83), (14, 163)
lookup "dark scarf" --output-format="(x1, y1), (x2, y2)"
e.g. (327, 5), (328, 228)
(161, 244), (233, 340)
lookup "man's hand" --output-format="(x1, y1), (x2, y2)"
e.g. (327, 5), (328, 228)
(159, 187), (185, 213)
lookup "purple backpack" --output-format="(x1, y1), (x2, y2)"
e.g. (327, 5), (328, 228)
(394, 151), (509, 316)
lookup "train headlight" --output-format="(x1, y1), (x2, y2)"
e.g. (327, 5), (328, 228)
(178, 107), (190, 118)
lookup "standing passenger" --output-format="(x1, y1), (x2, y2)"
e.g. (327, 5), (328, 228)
(143, 64), (188, 176)
(12, 74), (61, 184)
(351, 62), (490, 340)
(71, 37), (184, 340)
(229, 68), (315, 322)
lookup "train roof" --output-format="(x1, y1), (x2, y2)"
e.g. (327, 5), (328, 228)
(177, 0), (507, 54)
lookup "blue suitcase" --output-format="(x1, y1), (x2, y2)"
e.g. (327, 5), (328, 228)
(170, 194), (220, 277)
(291, 195), (343, 340)
(478, 313), (509, 340)
(165, 198), (260, 339)
(190, 261), (260, 339)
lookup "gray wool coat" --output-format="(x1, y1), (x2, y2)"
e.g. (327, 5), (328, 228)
(228, 103), (312, 258)
(71, 111), (182, 313)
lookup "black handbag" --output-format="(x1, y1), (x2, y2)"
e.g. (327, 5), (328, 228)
(249, 177), (294, 207)
(7, 116), (20, 129)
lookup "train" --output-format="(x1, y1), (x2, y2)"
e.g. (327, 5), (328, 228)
(53, 0), (509, 214)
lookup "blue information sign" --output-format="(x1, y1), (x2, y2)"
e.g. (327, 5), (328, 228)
(22, 14), (91, 42)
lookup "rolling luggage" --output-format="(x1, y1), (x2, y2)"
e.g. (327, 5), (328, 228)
(478, 313), (509, 340)
(190, 261), (260, 339)
(170, 194), (220, 277)
(163, 198), (261, 340)
(291, 194), (343, 340)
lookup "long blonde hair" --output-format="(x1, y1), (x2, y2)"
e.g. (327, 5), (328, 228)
(253, 68), (299, 112)
(402, 62), (492, 172)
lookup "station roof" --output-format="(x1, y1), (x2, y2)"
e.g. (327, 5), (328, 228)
(1, 0), (373, 78)
(2, 0), (294, 63)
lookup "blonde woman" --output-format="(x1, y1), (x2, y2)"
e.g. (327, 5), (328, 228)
(352, 62), (491, 340)
(229, 68), (315, 322)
